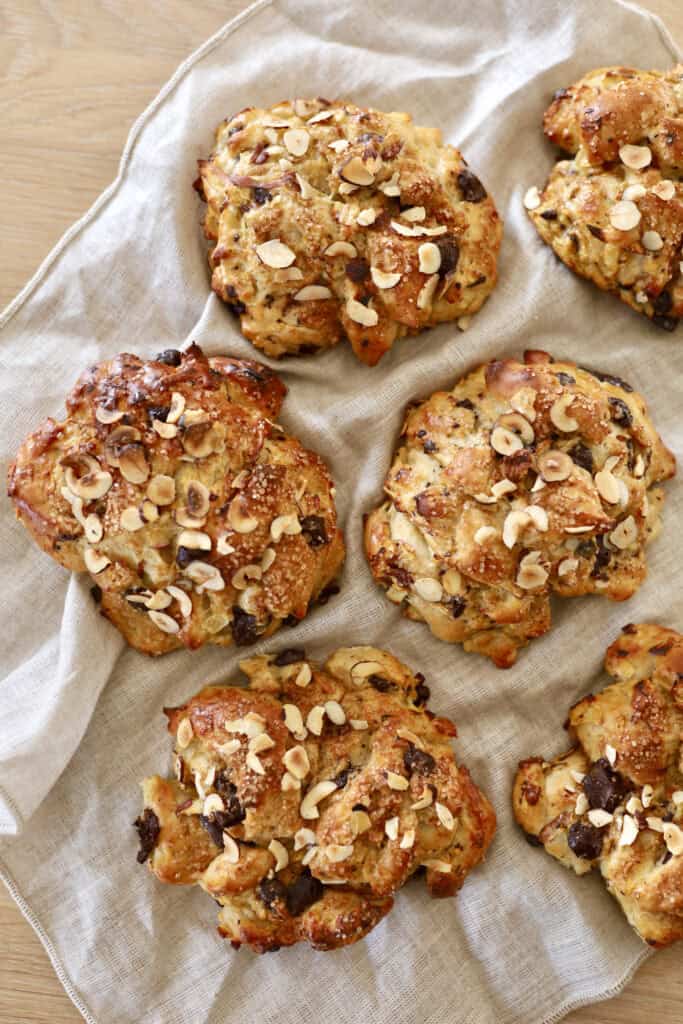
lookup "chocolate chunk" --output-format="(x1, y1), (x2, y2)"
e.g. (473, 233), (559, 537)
(154, 349), (182, 366)
(300, 515), (328, 548)
(403, 743), (436, 775)
(582, 758), (628, 813)
(540, 210), (558, 221)
(257, 876), (287, 910)
(590, 535), (611, 578)
(587, 225), (604, 241)
(333, 767), (353, 788)
(608, 396), (633, 428)
(147, 405), (170, 423)
(346, 258), (370, 282)
(455, 397), (474, 410)
(569, 442), (594, 473)
(653, 291), (672, 315)
(581, 367), (633, 392)
(90, 584), (102, 604)
(414, 674), (430, 706)
(285, 868), (324, 916)
(652, 314), (678, 332)
(369, 674), (396, 693)
(200, 803), (246, 847)
(457, 169), (487, 203)
(450, 596), (466, 619)
(274, 648), (307, 667)
(231, 605), (259, 646)
(556, 372), (575, 386)
(134, 808), (161, 864)
(212, 774), (246, 825)
(252, 186), (271, 206)
(436, 237), (460, 277)
(567, 821), (604, 860)
(423, 440), (437, 453)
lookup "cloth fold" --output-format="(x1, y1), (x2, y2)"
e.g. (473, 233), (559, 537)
(0, 1), (681, 1021)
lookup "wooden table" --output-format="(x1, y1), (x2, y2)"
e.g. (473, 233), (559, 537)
(0, 2), (680, 1020)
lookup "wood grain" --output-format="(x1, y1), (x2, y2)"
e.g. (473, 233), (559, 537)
(0, 2), (680, 1021)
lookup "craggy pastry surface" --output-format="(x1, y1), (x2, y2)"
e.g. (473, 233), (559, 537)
(365, 351), (675, 667)
(197, 98), (502, 364)
(527, 65), (683, 328)
(514, 624), (683, 947)
(8, 345), (344, 655)
(137, 646), (495, 952)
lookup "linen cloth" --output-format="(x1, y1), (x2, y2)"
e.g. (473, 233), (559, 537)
(1, 1), (681, 1021)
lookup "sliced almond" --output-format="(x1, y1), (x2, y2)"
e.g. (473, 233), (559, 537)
(435, 802), (455, 830)
(356, 207), (377, 226)
(386, 771), (409, 791)
(300, 779), (337, 820)
(283, 128), (309, 156)
(261, 547), (276, 572)
(642, 784), (654, 809)
(307, 109), (334, 125)
(510, 387), (537, 422)
(329, 138), (349, 153)
(663, 822), (683, 856)
(474, 525), (497, 545)
(167, 585), (192, 618)
(622, 184), (647, 201)
(619, 144), (651, 170)
(418, 242), (441, 274)
(416, 274), (438, 310)
(516, 551), (549, 590)
(216, 534), (235, 556)
(295, 663), (312, 688)
(413, 577), (443, 602)
(148, 609), (180, 634)
(610, 515), (637, 550)
(391, 219), (424, 237)
(119, 445), (149, 484)
(346, 299), (378, 327)
(324, 700), (346, 725)
(587, 809), (613, 827)
(575, 793), (589, 816)
(491, 479), (517, 498)
(351, 809), (372, 836)
(595, 467), (620, 504)
(411, 789), (433, 811)
(246, 752), (266, 775)
(325, 844), (354, 863)
(146, 589), (172, 610)
(185, 561), (225, 591)
(256, 239), (296, 268)
(399, 829), (415, 850)
(558, 557), (579, 577)
(349, 719), (369, 730)
(651, 180), (675, 200)
(84, 513), (103, 543)
(203, 793), (225, 816)
(325, 241), (357, 258)
(384, 816), (399, 841)
(294, 285), (333, 301)
(84, 548), (110, 574)
(306, 705), (325, 736)
(526, 505), (548, 532)
(176, 718), (193, 749)
(371, 267), (401, 289)
(341, 156), (374, 186)
(222, 833), (240, 864)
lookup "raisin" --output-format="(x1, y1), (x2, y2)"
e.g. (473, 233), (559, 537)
(403, 744), (436, 775)
(147, 405), (170, 423)
(587, 225), (604, 241)
(567, 821), (604, 860)
(285, 868), (324, 916)
(455, 398), (474, 410)
(253, 186), (271, 205)
(333, 767), (353, 788)
(133, 808), (160, 864)
(414, 674), (430, 706)
(582, 758), (628, 813)
(590, 536), (610, 578)
(154, 349), (182, 366)
(450, 596), (466, 619)
(569, 443), (593, 473)
(457, 169), (487, 203)
(649, 642), (673, 655)
(231, 606), (259, 646)
(176, 546), (195, 569)
(423, 440), (437, 453)
(274, 648), (306, 667)
(258, 877), (287, 910)
(212, 774), (246, 825)
(300, 515), (328, 548)
(436, 237), (460, 276)
(369, 674), (396, 693)
(540, 210), (558, 221)
(608, 397), (633, 427)
(581, 367), (633, 392)
(316, 582), (340, 606)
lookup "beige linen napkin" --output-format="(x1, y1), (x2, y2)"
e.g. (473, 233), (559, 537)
(1, 1), (681, 1021)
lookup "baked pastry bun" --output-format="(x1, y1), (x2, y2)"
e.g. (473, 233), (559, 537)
(8, 345), (344, 655)
(525, 65), (683, 329)
(513, 623), (683, 947)
(136, 646), (495, 952)
(365, 350), (674, 667)
(196, 97), (502, 365)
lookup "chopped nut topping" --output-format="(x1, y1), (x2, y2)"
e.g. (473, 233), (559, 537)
(651, 180), (675, 200)
(594, 467), (620, 505)
(119, 446), (149, 484)
(228, 498), (258, 534)
(622, 184), (647, 201)
(84, 548), (111, 574)
(491, 478), (517, 498)
(435, 802), (455, 830)
(256, 239), (296, 268)
(283, 128), (309, 156)
(413, 577), (443, 602)
(526, 505), (548, 532)
(386, 771), (409, 791)
(642, 230), (664, 252)
(619, 813), (639, 847)
(246, 751), (265, 775)
(148, 610), (180, 634)
(663, 822), (683, 857)
(283, 704), (307, 740)
(84, 513), (103, 544)
(390, 219), (424, 237)
(349, 718), (369, 730)
(605, 744), (617, 767)
(261, 547), (276, 572)
(502, 509), (530, 549)
(416, 274), (439, 310)
(270, 512), (301, 542)
(619, 144), (652, 170)
(610, 515), (637, 550)
(283, 744), (310, 780)
(379, 172), (400, 196)
(178, 529), (212, 551)
(306, 705), (325, 736)
(281, 771), (301, 792)
(491, 425), (524, 457)
(300, 779), (337, 820)
(176, 718), (194, 749)
(558, 557), (579, 578)
(356, 207), (378, 226)
(510, 387), (537, 422)
(523, 186), (541, 210)
(341, 156), (375, 186)
(399, 829), (415, 850)
(418, 242), (441, 275)
(120, 506), (144, 532)
(203, 793), (225, 816)
(516, 551), (549, 590)
(146, 589), (172, 611)
(575, 792), (589, 815)
(329, 138), (349, 153)
(185, 561), (225, 592)
(350, 660), (384, 682)
(411, 789), (433, 810)
(294, 827), (316, 850)
(64, 456), (113, 501)
(549, 393), (578, 432)
(474, 525), (497, 545)
(346, 298), (379, 327)
(294, 285), (333, 301)
(371, 267), (401, 289)
(268, 838), (289, 871)
(609, 200), (641, 231)
(324, 240), (357, 258)
(231, 563), (262, 590)
(166, 585), (192, 618)
(642, 784), (654, 809)
(222, 833), (240, 863)
(587, 808), (613, 827)
(538, 449), (572, 482)
(295, 663), (312, 688)
(147, 474), (176, 506)
(385, 816), (399, 841)
(216, 534), (235, 555)
(250, 732), (275, 756)
(422, 859), (452, 873)
(324, 700), (346, 725)
(95, 405), (124, 424)
(166, 392), (186, 424)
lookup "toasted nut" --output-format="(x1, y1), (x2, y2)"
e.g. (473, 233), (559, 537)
(595, 467), (620, 504)
(148, 609), (180, 634)
(176, 718), (194, 749)
(329, 138), (349, 153)
(216, 534), (235, 556)
(300, 779), (337, 820)
(203, 793), (225, 816)
(351, 810), (372, 836)
(619, 144), (651, 170)
(413, 577), (443, 602)
(610, 515), (637, 549)
(256, 239), (296, 268)
(385, 816), (399, 841)
(220, 833), (240, 864)
(324, 700), (346, 725)
(154, 420), (178, 439)
(246, 752), (265, 775)
(268, 838), (289, 872)
(270, 513), (301, 541)
(350, 660), (384, 682)
(502, 509), (530, 549)
(642, 230), (664, 252)
(371, 267), (401, 289)
(147, 474), (175, 506)
(587, 809), (613, 827)
(283, 744), (310, 779)
(325, 844), (354, 862)
(295, 663), (312, 687)
(379, 171), (400, 196)
(119, 445), (149, 484)
(84, 548), (111, 574)
(442, 568), (463, 596)
(84, 514), (103, 543)
(510, 387), (537, 422)
(349, 719), (369, 730)
(491, 426), (523, 457)
(228, 498), (258, 534)
(526, 505), (548, 532)
(120, 506), (144, 532)
(523, 186), (541, 210)
(282, 705), (307, 741)
(605, 744), (617, 767)
(386, 771), (409, 791)
(491, 478), (517, 498)
(642, 784), (654, 808)
(663, 823), (683, 856)
(294, 827), (317, 850)
(346, 299), (378, 327)
(185, 480), (210, 519)
(324, 241), (357, 258)
(498, 413), (535, 445)
(416, 275), (438, 310)
(575, 793), (589, 815)
(418, 242), (441, 274)
(306, 705), (325, 736)
(651, 180), (675, 200)
(622, 184), (647, 201)
(182, 422), (216, 459)
(261, 547), (276, 572)
(537, 450), (572, 482)
(185, 561), (225, 591)
(400, 829), (416, 850)
(164, 391), (185, 425)
(231, 564), (262, 589)
(646, 816), (664, 832)
(225, 712), (265, 738)
(474, 525), (497, 545)
(557, 557), (579, 577)
(609, 200), (641, 231)
(284, 127), (309, 156)
(294, 285), (333, 301)
(64, 460), (113, 501)
(95, 405), (124, 424)
(516, 551), (549, 590)
(435, 802), (455, 830)
(626, 796), (643, 815)
(550, 393), (579, 432)
(341, 156), (375, 185)
(411, 789), (434, 810)
(166, 585), (192, 617)
(401, 205), (426, 222)
(178, 529), (212, 551)
(250, 732), (275, 755)
(145, 589), (172, 610)
(356, 207), (377, 226)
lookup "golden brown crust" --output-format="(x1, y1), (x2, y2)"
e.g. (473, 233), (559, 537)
(365, 350), (675, 667)
(8, 345), (344, 655)
(527, 65), (683, 329)
(196, 98), (502, 365)
(136, 646), (496, 952)
(513, 624), (683, 947)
